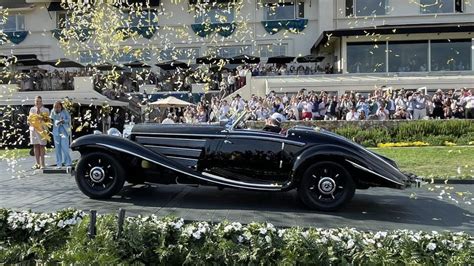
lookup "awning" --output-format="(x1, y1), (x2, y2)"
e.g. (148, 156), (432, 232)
(0, 0), (34, 9)
(47, 2), (64, 11)
(115, 0), (160, 7)
(313, 22), (474, 51)
(189, 0), (235, 4)
(48, 0), (160, 11)
(0, 87), (128, 107)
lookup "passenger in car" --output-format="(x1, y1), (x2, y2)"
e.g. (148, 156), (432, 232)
(262, 117), (282, 133)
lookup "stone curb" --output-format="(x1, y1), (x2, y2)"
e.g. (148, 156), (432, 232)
(421, 178), (474, 185)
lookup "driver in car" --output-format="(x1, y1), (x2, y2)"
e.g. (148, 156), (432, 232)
(262, 117), (282, 133)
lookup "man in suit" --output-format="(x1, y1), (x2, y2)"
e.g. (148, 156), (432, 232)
(50, 101), (72, 169)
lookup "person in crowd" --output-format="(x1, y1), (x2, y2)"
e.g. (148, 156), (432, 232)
(460, 89), (474, 119)
(50, 101), (72, 169)
(162, 113), (175, 124)
(412, 90), (427, 120)
(325, 95), (338, 120)
(394, 107), (409, 120)
(345, 107), (359, 121)
(376, 104), (390, 121)
(28, 96), (50, 169)
(262, 117), (281, 133)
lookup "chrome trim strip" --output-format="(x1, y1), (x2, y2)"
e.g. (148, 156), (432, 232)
(143, 144), (202, 152)
(135, 136), (206, 143)
(201, 172), (283, 189)
(132, 131), (305, 146)
(228, 135), (305, 146)
(132, 132), (225, 138)
(97, 144), (281, 191)
(167, 156), (198, 162)
(346, 159), (405, 186)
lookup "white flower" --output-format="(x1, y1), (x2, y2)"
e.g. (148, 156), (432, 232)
(224, 225), (233, 233)
(266, 223), (276, 232)
(259, 228), (267, 235)
(301, 231), (309, 238)
(347, 239), (355, 249)
(232, 222), (242, 231)
(427, 242), (437, 251)
(237, 235), (244, 243)
(376, 243), (382, 248)
(374, 231), (387, 239)
(277, 229), (286, 238)
(265, 235), (271, 243)
(330, 235), (341, 242)
(192, 231), (201, 240)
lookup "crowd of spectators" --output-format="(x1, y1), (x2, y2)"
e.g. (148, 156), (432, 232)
(157, 87), (474, 124)
(9, 69), (78, 91)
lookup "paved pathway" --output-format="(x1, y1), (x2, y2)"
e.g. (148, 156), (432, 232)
(1, 154), (473, 233)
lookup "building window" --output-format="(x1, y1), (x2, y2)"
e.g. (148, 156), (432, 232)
(121, 10), (157, 27)
(258, 44), (287, 57)
(431, 39), (471, 71)
(211, 46), (251, 58)
(115, 48), (152, 63)
(79, 51), (102, 64)
(2, 15), (25, 32)
(160, 48), (200, 61)
(388, 41), (428, 72)
(264, 1), (304, 20)
(347, 42), (386, 73)
(346, 0), (388, 16)
(195, 5), (235, 24)
(420, 0), (461, 14)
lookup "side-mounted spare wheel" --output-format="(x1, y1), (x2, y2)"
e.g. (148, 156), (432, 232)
(298, 161), (355, 211)
(75, 152), (125, 199)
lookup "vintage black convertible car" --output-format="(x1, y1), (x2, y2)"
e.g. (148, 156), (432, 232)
(71, 112), (419, 211)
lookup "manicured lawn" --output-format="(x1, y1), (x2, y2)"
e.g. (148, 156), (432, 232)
(0, 148), (31, 160)
(370, 146), (474, 179)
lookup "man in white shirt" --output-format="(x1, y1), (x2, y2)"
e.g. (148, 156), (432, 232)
(227, 72), (236, 93)
(461, 89), (474, 119)
(231, 94), (245, 113)
(376, 105), (390, 121)
(219, 100), (230, 119)
(345, 107), (359, 121)
(162, 114), (175, 124)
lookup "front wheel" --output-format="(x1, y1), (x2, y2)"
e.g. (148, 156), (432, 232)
(75, 152), (125, 199)
(298, 161), (355, 211)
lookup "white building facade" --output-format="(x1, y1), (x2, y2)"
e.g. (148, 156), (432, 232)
(0, 0), (473, 95)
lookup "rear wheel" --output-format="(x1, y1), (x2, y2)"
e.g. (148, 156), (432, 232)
(298, 161), (355, 211)
(75, 152), (125, 199)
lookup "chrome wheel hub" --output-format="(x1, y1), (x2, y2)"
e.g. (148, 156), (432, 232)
(318, 177), (336, 195)
(89, 166), (105, 183)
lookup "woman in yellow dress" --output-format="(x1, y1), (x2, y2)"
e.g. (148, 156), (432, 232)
(28, 96), (50, 169)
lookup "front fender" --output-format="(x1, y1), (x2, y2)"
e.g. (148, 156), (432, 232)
(71, 134), (193, 172)
(291, 144), (408, 188)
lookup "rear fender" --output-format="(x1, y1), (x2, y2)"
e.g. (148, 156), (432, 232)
(290, 144), (406, 189)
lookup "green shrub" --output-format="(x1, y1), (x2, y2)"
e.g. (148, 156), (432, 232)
(1, 210), (473, 264)
(305, 120), (474, 147)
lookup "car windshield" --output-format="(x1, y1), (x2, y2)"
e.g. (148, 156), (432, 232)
(231, 111), (251, 130)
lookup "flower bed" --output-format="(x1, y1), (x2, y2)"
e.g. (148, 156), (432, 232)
(0, 209), (472, 264)
(377, 141), (430, 148)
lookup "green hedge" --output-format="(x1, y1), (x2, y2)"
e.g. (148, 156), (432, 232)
(1, 209), (473, 264)
(332, 120), (474, 147)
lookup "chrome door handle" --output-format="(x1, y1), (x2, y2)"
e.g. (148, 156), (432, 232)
(224, 140), (232, 144)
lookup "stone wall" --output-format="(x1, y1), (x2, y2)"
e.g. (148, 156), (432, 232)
(246, 120), (473, 131)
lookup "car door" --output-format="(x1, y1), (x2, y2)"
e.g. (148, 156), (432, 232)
(208, 131), (290, 183)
